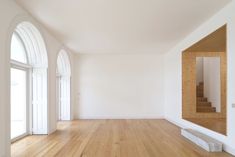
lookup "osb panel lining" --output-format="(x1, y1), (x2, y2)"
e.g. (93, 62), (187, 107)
(182, 51), (227, 119)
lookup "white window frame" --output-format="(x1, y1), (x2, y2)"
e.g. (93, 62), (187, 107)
(10, 64), (32, 142)
(10, 34), (32, 142)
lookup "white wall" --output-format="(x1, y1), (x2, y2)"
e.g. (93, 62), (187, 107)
(0, 0), (234, 156)
(75, 54), (164, 119)
(203, 57), (221, 112)
(164, 1), (235, 155)
(0, 0), (75, 156)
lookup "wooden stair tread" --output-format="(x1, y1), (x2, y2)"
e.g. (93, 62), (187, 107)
(197, 105), (212, 108)
(197, 106), (215, 109)
(197, 108), (216, 112)
(197, 97), (207, 100)
(197, 102), (211, 105)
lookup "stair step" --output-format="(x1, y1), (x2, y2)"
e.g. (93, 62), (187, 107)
(197, 102), (212, 107)
(196, 90), (203, 93)
(196, 86), (203, 90)
(181, 129), (222, 152)
(197, 106), (216, 112)
(197, 86), (203, 89)
(197, 91), (204, 94)
(199, 82), (204, 85)
(197, 104), (212, 108)
(197, 92), (203, 96)
(196, 89), (203, 92)
(197, 97), (207, 102)
(197, 93), (203, 97)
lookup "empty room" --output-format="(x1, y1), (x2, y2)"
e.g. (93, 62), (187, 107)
(1, 0), (235, 156)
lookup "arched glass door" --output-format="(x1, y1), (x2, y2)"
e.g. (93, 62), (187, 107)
(10, 33), (29, 140)
(10, 22), (49, 142)
(57, 50), (71, 121)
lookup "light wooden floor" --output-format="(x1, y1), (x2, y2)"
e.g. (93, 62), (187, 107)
(11, 120), (233, 157)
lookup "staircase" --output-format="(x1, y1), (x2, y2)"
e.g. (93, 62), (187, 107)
(196, 82), (216, 113)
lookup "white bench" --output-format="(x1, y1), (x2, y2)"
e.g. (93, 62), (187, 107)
(181, 129), (223, 152)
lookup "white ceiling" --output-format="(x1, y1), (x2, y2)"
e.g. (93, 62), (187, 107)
(15, 0), (231, 54)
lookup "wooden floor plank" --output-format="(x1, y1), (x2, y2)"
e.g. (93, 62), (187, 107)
(11, 120), (233, 157)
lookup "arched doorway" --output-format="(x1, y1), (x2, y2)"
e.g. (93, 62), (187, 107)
(10, 22), (48, 141)
(57, 50), (71, 121)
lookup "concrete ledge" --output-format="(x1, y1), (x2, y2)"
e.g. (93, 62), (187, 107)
(181, 129), (223, 152)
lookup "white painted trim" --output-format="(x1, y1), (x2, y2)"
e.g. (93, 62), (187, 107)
(223, 145), (235, 156)
(11, 60), (32, 69)
(164, 116), (186, 128)
(11, 133), (28, 143)
(10, 66), (30, 141)
(77, 115), (165, 120)
(48, 128), (56, 135)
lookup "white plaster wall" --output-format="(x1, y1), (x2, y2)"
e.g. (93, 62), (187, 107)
(0, 0), (75, 156)
(203, 57), (221, 112)
(0, 1), (25, 156)
(74, 53), (165, 119)
(164, 1), (235, 155)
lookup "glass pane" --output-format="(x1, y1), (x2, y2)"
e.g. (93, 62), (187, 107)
(11, 68), (27, 139)
(59, 77), (70, 120)
(11, 33), (27, 63)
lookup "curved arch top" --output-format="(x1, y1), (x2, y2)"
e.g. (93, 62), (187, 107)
(15, 21), (48, 68)
(57, 49), (71, 76)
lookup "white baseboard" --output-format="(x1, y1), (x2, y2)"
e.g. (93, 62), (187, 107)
(48, 128), (57, 135)
(164, 116), (186, 128)
(223, 145), (235, 156)
(76, 115), (165, 120)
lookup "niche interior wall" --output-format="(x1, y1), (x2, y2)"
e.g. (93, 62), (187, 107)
(182, 25), (227, 134)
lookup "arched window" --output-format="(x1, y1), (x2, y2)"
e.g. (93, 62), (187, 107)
(10, 22), (48, 141)
(57, 50), (71, 120)
(10, 32), (29, 140)
(11, 33), (27, 64)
